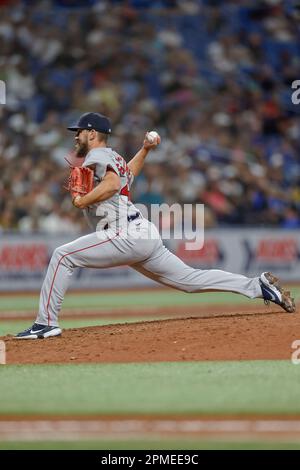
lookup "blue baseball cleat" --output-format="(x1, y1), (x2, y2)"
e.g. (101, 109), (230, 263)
(259, 272), (296, 313)
(14, 323), (62, 339)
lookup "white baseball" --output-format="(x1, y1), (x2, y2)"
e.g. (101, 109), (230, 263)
(146, 130), (160, 143)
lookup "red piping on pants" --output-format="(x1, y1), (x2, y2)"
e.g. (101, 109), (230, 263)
(46, 232), (119, 325)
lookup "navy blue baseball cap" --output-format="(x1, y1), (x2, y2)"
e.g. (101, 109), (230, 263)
(67, 112), (112, 134)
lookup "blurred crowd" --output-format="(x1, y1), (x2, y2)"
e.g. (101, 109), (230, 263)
(0, 0), (300, 233)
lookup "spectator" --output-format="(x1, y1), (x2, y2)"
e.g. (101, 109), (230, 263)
(0, 0), (299, 233)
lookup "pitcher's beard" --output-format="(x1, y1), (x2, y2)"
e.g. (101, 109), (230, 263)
(75, 141), (88, 158)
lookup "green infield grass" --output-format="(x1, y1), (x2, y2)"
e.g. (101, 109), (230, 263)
(0, 361), (299, 415)
(1, 287), (299, 313)
(1, 440), (300, 450)
(1, 288), (299, 450)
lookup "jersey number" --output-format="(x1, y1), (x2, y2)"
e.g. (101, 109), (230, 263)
(113, 154), (131, 198)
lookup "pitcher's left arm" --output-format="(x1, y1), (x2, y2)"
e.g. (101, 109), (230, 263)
(73, 169), (120, 209)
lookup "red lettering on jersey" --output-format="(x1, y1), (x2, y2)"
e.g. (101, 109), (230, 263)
(113, 153), (132, 199)
(120, 185), (130, 199)
(114, 154), (129, 177)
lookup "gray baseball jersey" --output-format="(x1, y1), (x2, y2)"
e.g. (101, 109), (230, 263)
(36, 146), (262, 327)
(82, 147), (138, 231)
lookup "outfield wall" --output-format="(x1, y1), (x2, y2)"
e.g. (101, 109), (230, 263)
(0, 230), (299, 291)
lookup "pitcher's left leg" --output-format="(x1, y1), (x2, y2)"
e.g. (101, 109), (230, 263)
(36, 230), (125, 327)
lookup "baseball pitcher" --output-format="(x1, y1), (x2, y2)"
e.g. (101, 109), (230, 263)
(15, 112), (295, 339)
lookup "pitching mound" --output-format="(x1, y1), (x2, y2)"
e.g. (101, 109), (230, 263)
(3, 310), (299, 364)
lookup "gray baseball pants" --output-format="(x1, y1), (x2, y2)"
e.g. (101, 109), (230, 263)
(36, 219), (262, 326)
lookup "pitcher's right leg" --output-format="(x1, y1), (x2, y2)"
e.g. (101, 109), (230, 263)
(133, 243), (262, 299)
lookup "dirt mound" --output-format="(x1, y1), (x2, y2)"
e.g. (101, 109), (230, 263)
(3, 309), (299, 364)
